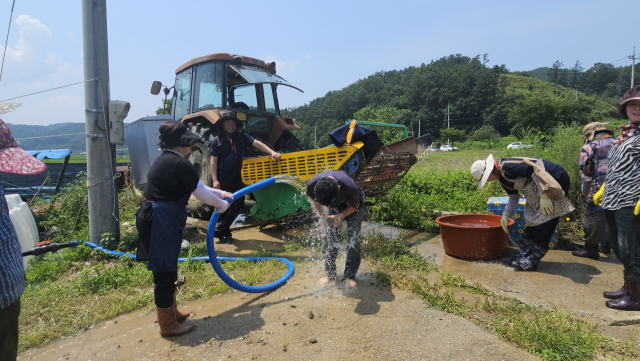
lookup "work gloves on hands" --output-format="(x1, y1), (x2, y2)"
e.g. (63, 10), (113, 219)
(501, 212), (510, 234)
(539, 193), (554, 216)
(593, 182), (605, 206)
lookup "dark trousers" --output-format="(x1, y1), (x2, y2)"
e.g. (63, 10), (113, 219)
(524, 217), (560, 250)
(153, 271), (177, 308)
(323, 206), (365, 280)
(583, 210), (607, 245)
(515, 217), (559, 270)
(216, 182), (245, 239)
(0, 299), (20, 361)
(604, 207), (640, 273)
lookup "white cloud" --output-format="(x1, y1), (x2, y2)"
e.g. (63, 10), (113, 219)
(263, 55), (299, 71)
(1, 15), (52, 63)
(304, 54), (311, 60)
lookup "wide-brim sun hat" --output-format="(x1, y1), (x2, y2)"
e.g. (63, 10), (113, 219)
(470, 154), (494, 189)
(0, 118), (46, 175)
(618, 96), (640, 118)
(582, 122), (613, 144)
(217, 110), (245, 129)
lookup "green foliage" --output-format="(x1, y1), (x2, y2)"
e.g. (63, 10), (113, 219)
(508, 96), (580, 137)
(471, 125), (501, 148)
(439, 128), (467, 146)
(354, 107), (410, 144)
(156, 98), (173, 115)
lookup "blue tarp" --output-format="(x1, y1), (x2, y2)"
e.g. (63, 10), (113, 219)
(25, 149), (73, 160)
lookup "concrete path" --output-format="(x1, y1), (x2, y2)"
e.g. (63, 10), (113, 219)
(19, 227), (537, 361)
(417, 235), (637, 325)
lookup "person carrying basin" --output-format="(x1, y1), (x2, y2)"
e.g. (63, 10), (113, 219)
(135, 120), (233, 337)
(573, 122), (614, 260)
(209, 111), (281, 244)
(306, 170), (365, 289)
(593, 86), (640, 311)
(471, 154), (574, 271)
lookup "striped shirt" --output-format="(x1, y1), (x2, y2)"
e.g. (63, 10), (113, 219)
(0, 184), (25, 309)
(602, 134), (640, 211)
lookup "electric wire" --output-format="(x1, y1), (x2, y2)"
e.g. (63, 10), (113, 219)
(0, 0), (15, 84)
(0, 78), (97, 102)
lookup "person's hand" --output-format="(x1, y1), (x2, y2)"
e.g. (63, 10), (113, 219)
(539, 193), (554, 216)
(212, 180), (220, 189)
(271, 152), (282, 162)
(501, 212), (510, 234)
(635, 199), (640, 216)
(223, 192), (233, 200)
(593, 182), (605, 206)
(327, 214), (343, 230)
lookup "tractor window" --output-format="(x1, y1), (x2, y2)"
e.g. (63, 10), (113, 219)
(194, 62), (224, 111)
(173, 70), (192, 121)
(230, 84), (258, 111)
(263, 84), (276, 114)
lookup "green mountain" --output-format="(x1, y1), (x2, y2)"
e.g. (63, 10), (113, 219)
(8, 122), (87, 151)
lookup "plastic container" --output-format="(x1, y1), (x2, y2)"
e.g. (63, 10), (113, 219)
(487, 196), (558, 249)
(436, 214), (514, 260)
(5, 194), (38, 269)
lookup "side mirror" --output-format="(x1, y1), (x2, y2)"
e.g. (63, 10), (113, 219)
(150, 81), (162, 95)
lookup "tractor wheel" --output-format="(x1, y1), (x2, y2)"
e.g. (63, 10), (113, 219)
(186, 122), (218, 219)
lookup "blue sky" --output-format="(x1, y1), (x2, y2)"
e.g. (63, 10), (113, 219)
(0, 0), (634, 126)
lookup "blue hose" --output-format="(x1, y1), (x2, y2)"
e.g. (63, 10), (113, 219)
(84, 177), (295, 293)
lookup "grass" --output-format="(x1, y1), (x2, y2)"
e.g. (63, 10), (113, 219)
(362, 233), (639, 360)
(20, 244), (287, 352)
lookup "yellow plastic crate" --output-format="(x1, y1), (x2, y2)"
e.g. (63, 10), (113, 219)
(241, 142), (362, 185)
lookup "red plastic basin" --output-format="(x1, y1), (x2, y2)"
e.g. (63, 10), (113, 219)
(435, 214), (515, 260)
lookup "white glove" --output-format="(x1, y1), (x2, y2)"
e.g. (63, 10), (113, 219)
(501, 212), (510, 234)
(539, 193), (554, 216)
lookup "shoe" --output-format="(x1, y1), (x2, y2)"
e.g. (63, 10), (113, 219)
(156, 306), (194, 337)
(604, 271), (627, 299)
(572, 243), (599, 260)
(221, 235), (233, 244)
(173, 294), (192, 323)
(606, 271), (640, 311)
(600, 242), (611, 254)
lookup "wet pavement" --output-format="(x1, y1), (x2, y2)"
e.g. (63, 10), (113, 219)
(417, 235), (638, 325)
(20, 225), (538, 361)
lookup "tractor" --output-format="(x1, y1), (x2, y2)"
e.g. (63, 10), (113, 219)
(149, 53), (417, 222)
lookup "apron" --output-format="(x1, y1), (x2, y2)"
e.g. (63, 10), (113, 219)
(510, 177), (575, 227)
(138, 192), (190, 272)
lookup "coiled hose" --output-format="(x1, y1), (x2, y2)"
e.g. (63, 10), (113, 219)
(85, 177), (294, 293)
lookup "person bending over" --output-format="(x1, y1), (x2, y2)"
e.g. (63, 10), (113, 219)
(306, 170), (365, 289)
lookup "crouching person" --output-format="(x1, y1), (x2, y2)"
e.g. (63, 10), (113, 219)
(306, 170), (365, 289)
(136, 121), (233, 337)
(471, 155), (574, 271)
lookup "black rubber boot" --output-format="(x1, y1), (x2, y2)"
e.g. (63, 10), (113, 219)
(572, 243), (599, 260)
(606, 272), (640, 311)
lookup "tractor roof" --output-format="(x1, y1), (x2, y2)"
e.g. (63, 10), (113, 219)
(175, 53), (271, 74)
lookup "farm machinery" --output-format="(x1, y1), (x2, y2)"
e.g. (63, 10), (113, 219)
(146, 53), (417, 223)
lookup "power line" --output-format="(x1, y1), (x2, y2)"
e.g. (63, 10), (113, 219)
(0, 78), (97, 102)
(15, 132), (85, 140)
(0, 0), (16, 84)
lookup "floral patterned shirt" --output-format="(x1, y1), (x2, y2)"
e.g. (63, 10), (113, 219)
(579, 134), (613, 213)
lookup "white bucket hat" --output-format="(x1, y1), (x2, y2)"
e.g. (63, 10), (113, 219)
(470, 154), (494, 189)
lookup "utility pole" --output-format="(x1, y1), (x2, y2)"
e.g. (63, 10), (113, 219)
(418, 119), (421, 138)
(82, 0), (119, 247)
(446, 104), (452, 145)
(630, 46), (637, 89)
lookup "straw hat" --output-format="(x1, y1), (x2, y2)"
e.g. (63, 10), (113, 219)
(470, 154), (495, 189)
(582, 122), (613, 144)
(0, 118), (46, 175)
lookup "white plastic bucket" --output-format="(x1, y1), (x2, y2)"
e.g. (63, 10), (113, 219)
(5, 194), (39, 270)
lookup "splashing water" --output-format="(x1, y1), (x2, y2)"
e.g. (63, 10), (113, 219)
(274, 175), (362, 268)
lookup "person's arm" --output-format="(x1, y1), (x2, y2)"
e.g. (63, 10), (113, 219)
(204, 184), (232, 200)
(311, 199), (329, 227)
(253, 139), (282, 162)
(192, 180), (229, 210)
(327, 206), (357, 230)
(504, 194), (520, 215)
(579, 145), (594, 197)
(209, 155), (220, 189)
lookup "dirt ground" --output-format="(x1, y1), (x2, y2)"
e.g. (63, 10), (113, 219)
(19, 226), (538, 361)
